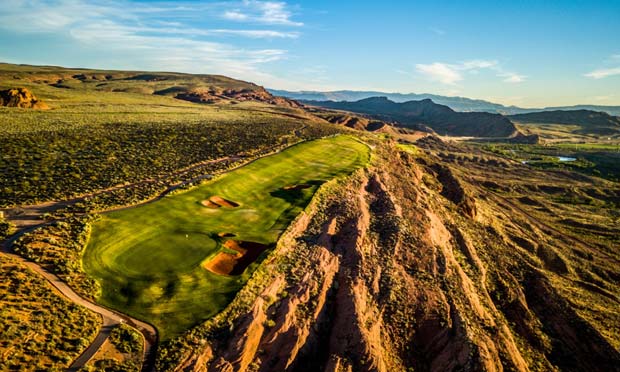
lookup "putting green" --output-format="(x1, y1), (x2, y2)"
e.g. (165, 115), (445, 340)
(83, 135), (370, 339)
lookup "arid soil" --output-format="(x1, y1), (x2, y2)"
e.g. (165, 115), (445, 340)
(201, 196), (240, 209)
(162, 136), (620, 372)
(204, 240), (270, 276)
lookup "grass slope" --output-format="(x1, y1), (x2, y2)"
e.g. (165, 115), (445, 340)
(0, 62), (258, 98)
(0, 62), (336, 208)
(84, 135), (370, 340)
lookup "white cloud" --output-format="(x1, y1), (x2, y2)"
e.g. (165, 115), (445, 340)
(0, 1), (300, 38)
(0, 1), (112, 32)
(416, 62), (462, 85)
(253, 1), (303, 26)
(584, 54), (620, 79)
(499, 72), (526, 83)
(134, 25), (299, 39)
(70, 20), (288, 67)
(223, 10), (249, 21)
(461, 60), (498, 70)
(504, 75), (524, 83)
(416, 59), (523, 85)
(210, 29), (298, 38)
(222, 1), (303, 26)
(585, 67), (620, 79)
(0, 0), (307, 86)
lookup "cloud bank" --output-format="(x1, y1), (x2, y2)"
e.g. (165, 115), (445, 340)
(0, 0), (302, 85)
(415, 60), (525, 85)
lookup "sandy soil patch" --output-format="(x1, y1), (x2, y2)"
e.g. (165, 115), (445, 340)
(201, 196), (240, 208)
(203, 240), (269, 276)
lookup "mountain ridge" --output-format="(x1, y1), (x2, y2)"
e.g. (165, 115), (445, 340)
(0, 62), (299, 108)
(509, 109), (620, 127)
(509, 109), (620, 137)
(270, 89), (620, 116)
(306, 96), (519, 137)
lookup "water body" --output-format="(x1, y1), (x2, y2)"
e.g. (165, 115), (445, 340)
(521, 156), (576, 165)
(557, 156), (577, 162)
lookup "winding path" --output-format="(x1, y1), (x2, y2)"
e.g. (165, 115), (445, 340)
(1, 230), (158, 371)
(0, 133), (312, 371)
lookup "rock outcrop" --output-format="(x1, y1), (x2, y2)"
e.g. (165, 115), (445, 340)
(158, 138), (620, 372)
(175, 87), (300, 107)
(306, 97), (519, 137)
(0, 88), (49, 109)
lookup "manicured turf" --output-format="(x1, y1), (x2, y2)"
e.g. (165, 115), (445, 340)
(83, 135), (370, 339)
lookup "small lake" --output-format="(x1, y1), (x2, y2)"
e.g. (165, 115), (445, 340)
(521, 156), (576, 165)
(557, 156), (577, 162)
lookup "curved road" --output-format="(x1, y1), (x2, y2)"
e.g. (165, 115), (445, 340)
(1, 231), (158, 372)
(0, 133), (312, 371)
(0, 148), (282, 371)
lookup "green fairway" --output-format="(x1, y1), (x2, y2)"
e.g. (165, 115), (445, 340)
(83, 135), (370, 339)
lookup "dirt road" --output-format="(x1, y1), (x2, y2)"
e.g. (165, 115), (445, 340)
(1, 232), (158, 372)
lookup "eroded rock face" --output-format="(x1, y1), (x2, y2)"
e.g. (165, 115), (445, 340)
(320, 113), (396, 133)
(159, 139), (620, 372)
(0, 88), (49, 109)
(175, 87), (300, 107)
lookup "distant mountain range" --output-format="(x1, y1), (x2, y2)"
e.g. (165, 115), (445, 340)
(269, 89), (620, 116)
(309, 97), (519, 137)
(509, 110), (620, 136)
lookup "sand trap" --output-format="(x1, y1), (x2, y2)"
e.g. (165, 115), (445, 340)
(282, 184), (311, 191)
(201, 196), (240, 209)
(204, 240), (268, 276)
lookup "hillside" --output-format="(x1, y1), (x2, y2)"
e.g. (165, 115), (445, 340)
(544, 105), (620, 117)
(307, 96), (519, 137)
(306, 109), (430, 142)
(271, 89), (620, 116)
(158, 137), (620, 372)
(510, 109), (620, 126)
(1, 62), (619, 372)
(0, 63), (337, 208)
(510, 110), (620, 136)
(0, 63), (298, 107)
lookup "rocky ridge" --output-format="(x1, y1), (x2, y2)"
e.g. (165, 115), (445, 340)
(157, 137), (620, 372)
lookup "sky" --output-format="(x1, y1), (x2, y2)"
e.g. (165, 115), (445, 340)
(0, 0), (619, 107)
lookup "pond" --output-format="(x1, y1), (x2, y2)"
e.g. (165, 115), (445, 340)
(558, 156), (577, 162)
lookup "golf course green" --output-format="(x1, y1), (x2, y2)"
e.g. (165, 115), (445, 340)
(83, 135), (370, 339)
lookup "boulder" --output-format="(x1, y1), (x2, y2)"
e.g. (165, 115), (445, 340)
(0, 88), (49, 109)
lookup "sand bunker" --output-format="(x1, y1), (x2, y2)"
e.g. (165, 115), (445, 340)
(282, 184), (312, 191)
(201, 196), (240, 209)
(204, 240), (268, 276)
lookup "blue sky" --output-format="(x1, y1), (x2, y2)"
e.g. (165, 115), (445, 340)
(0, 0), (618, 107)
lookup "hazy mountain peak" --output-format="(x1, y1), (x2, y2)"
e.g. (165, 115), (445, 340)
(270, 89), (620, 116)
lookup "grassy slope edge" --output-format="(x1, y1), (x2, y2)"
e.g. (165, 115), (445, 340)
(83, 135), (370, 340)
